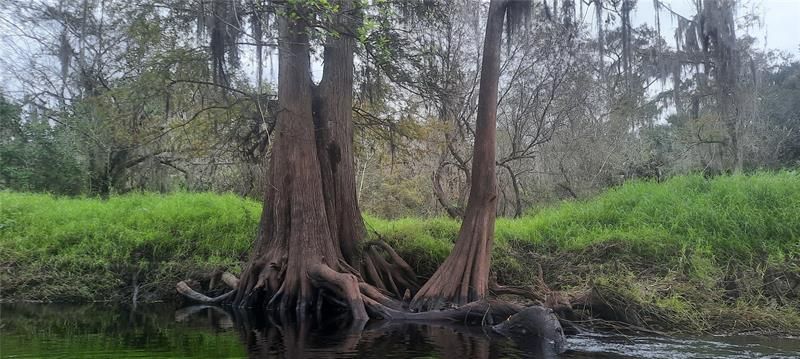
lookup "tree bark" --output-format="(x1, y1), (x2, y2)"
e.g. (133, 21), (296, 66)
(315, 0), (365, 264)
(231, 7), (366, 320)
(411, 0), (506, 311)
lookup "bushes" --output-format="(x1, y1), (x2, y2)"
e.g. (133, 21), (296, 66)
(0, 95), (86, 195)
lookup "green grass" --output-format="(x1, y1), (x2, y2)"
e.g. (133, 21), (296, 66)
(2, 172), (800, 332)
(517, 172), (800, 260)
(369, 172), (800, 281)
(0, 192), (261, 301)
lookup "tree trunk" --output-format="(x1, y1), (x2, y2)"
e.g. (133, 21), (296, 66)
(432, 159), (465, 219)
(232, 9), (367, 320)
(704, 0), (742, 172)
(499, 163), (523, 218)
(315, 0), (365, 264)
(411, 0), (505, 311)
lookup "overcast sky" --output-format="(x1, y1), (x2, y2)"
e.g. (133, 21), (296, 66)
(2, 0), (799, 98)
(630, 0), (800, 55)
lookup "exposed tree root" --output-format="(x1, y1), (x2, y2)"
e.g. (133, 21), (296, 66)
(360, 240), (420, 298)
(177, 296), (567, 355)
(177, 270), (557, 330)
(310, 263), (368, 320)
(176, 280), (236, 303)
(175, 258), (599, 345)
(178, 269), (566, 355)
(176, 271), (240, 304)
(489, 265), (574, 315)
(220, 271), (240, 288)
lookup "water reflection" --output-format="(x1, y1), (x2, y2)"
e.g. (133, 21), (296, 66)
(2, 303), (800, 358)
(189, 304), (543, 358)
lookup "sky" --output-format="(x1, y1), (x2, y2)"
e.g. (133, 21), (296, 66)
(1, 0), (799, 98)
(629, 0), (800, 56)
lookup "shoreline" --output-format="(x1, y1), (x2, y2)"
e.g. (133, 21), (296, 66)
(2, 173), (799, 334)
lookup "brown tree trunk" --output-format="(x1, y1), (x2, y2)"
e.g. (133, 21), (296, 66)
(178, 0), (421, 321)
(181, 3), (566, 338)
(315, 0), (365, 264)
(232, 7), (367, 320)
(411, 0), (506, 310)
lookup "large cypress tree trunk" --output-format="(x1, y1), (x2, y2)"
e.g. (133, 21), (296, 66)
(181, 0), (419, 320)
(315, 0), (365, 264)
(232, 7), (367, 320)
(411, 0), (506, 310)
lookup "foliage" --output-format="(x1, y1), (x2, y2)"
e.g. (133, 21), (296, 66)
(762, 61), (800, 165)
(2, 1), (799, 216)
(0, 95), (86, 195)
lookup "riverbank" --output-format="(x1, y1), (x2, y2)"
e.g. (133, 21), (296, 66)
(2, 172), (799, 334)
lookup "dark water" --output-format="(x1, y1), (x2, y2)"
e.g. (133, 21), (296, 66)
(1, 303), (798, 358)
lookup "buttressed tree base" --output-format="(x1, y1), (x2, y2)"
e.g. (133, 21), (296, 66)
(176, 0), (565, 350)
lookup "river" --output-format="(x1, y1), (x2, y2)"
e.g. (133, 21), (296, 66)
(1, 303), (798, 358)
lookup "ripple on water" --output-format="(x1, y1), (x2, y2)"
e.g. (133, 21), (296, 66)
(564, 332), (800, 359)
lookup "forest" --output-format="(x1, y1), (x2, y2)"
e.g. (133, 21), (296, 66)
(1, 0), (800, 357)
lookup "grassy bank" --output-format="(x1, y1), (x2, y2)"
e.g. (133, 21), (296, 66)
(2, 172), (799, 333)
(0, 192), (261, 302)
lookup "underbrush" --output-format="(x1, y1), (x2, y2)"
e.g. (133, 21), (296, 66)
(2, 171), (799, 333)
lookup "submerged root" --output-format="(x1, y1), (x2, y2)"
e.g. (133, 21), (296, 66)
(177, 271), (526, 327)
(177, 272), (565, 354)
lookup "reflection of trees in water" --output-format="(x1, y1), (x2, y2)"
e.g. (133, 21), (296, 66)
(7, 303), (558, 357)
(185, 306), (559, 358)
(229, 309), (364, 358)
(368, 322), (559, 359)
(393, 324), (494, 359)
(3, 303), (246, 357)
(6, 302), (173, 338)
(175, 305), (235, 329)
